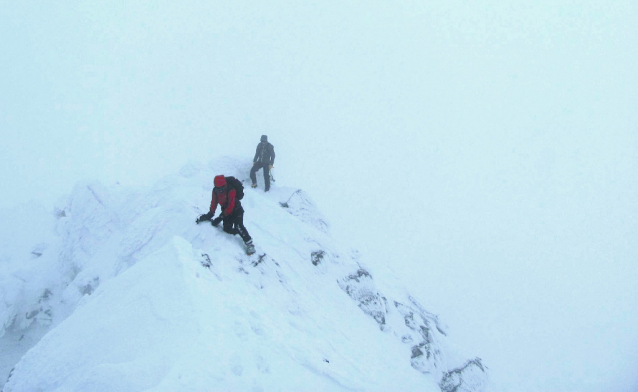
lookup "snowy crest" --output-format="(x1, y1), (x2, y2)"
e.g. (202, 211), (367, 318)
(1, 157), (488, 392)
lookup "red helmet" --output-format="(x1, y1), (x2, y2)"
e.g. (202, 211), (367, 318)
(214, 175), (226, 187)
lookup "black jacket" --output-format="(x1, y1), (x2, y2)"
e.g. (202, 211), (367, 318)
(253, 142), (275, 165)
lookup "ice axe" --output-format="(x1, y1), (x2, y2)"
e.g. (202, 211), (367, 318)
(269, 166), (276, 183)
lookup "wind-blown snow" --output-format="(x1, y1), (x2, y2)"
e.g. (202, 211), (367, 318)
(1, 158), (486, 392)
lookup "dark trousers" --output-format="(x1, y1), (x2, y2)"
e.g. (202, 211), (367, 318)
(250, 163), (271, 191)
(222, 207), (252, 243)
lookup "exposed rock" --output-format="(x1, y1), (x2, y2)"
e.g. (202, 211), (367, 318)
(30, 243), (48, 258)
(395, 301), (443, 375)
(338, 268), (387, 329)
(79, 277), (100, 296)
(440, 358), (487, 392)
(311, 250), (325, 266)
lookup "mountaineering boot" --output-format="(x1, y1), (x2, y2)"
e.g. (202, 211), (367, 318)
(245, 240), (256, 255)
(251, 183), (257, 188)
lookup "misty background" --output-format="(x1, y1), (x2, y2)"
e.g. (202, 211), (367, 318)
(1, 1), (637, 391)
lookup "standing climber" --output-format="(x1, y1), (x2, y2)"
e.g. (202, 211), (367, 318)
(250, 135), (275, 192)
(196, 175), (255, 255)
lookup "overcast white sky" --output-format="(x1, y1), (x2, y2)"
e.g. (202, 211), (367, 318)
(1, 1), (637, 391)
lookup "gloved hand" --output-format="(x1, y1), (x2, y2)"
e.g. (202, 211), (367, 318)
(269, 165), (273, 169)
(196, 213), (212, 224)
(212, 216), (223, 227)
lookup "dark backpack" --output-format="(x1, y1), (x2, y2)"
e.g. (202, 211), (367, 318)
(225, 176), (244, 200)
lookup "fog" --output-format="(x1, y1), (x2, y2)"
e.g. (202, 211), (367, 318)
(1, 1), (637, 391)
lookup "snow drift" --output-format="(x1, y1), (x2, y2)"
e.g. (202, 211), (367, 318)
(1, 157), (487, 392)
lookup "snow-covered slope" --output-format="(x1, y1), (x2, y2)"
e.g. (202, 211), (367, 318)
(1, 158), (487, 392)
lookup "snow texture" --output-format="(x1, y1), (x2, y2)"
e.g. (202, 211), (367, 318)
(1, 157), (486, 392)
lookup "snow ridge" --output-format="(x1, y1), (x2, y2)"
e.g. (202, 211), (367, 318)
(1, 158), (487, 392)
